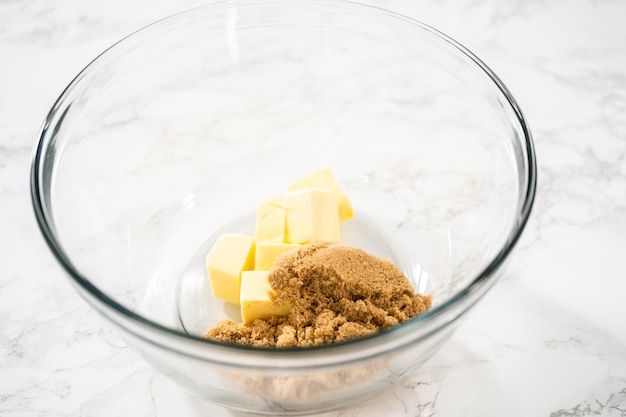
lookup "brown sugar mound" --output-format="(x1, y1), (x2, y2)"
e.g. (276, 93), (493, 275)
(205, 243), (432, 347)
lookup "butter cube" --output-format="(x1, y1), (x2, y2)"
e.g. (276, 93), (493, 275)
(206, 234), (255, 305)
(288, 168), (354, 223)
(240, 270), (290, 324)
(284, 189), (340, 244)
(255, 241), (301, 270)
(255, 196), (286, 242)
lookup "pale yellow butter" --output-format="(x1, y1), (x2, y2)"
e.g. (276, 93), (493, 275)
(240, 270), (290, 324)
(288, 168), (354, 223)
(284, 188), (340, 244)
(255, 241), (301, 271)
(206, 233), (255, 305)
(255, 196), (286, 242)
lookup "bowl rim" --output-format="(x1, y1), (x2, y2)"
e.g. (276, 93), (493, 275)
(30, 0), (537, 360)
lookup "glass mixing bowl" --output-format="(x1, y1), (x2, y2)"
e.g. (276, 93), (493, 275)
(30, 0), (536, 414)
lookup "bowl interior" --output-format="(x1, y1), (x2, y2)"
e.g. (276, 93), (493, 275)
(36, 1), (529, 342)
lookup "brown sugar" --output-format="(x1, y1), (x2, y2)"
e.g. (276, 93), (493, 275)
(205, 243), (432, 347)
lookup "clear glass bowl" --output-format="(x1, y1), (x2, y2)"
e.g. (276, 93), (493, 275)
(30, 0), (536, 414)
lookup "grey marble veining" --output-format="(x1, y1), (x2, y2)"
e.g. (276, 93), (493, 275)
(1, 0), (626, 416)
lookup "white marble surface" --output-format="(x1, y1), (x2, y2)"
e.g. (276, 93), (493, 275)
(2, 0), (626, 416)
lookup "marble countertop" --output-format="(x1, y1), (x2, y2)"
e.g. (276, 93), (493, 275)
(2, 0), (625, 416)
